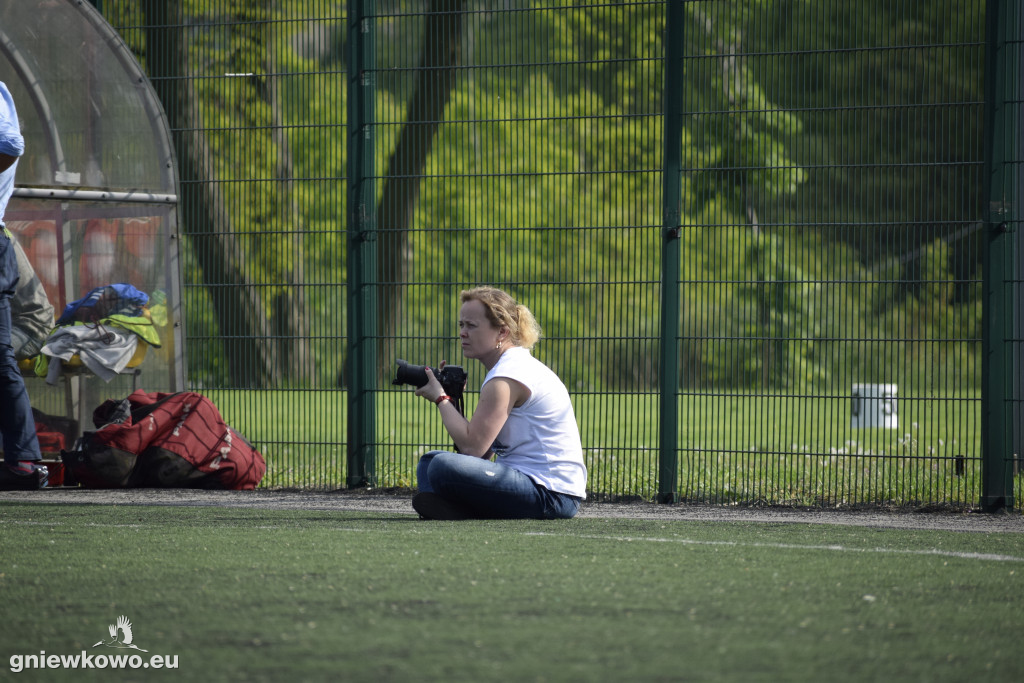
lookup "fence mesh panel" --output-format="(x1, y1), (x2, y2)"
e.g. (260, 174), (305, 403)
(101, 0), (1019, 508)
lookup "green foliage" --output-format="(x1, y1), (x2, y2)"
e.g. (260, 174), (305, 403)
(685, 3), (807, 216)
(754, 0), (986, 266)
(724, 233), (827, 388)
(102, 0), (984, 398)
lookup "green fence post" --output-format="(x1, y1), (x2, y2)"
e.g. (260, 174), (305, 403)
(1013, 3), (1024, 484)
(980, 0), (1015, 511)
(346, 0), (377, 488)
(658, 0), (684, 504)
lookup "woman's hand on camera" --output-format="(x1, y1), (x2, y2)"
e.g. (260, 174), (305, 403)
(414, 361), (446, 403)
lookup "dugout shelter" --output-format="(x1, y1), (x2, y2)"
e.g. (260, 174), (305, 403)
(0, 0), (184, 438)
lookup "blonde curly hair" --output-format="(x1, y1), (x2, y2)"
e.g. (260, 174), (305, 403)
(460, 287), (541, 350)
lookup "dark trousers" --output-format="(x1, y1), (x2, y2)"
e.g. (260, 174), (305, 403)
(0, 229), (40, 464)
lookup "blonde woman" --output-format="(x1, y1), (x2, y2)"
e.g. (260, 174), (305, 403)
(412, 287), (587, 520)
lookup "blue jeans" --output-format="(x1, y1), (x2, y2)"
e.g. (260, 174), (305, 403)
(0, 229), (41, 465)
(417, 450), (582, 520)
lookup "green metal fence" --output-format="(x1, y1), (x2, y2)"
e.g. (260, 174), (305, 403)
(101, 0), (1021, 510)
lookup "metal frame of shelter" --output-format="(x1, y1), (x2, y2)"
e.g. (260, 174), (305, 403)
(0, 0), (184, 435)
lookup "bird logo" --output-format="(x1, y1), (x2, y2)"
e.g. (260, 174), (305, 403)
(92, 615), (149, 652)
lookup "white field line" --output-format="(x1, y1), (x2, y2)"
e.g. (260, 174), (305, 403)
(10, 520), (1021, 563)
(9, 521), (370, 533)
(11, 521), (145, 529)
(523, 532), (1024, 563)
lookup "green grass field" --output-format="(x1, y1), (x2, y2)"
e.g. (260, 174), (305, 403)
(204, 389), (999, 508)
(2, 501), (1022, 681)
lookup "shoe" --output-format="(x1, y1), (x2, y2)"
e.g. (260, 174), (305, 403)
(412, 492), (472, 521)
(0, 461), (49, 490)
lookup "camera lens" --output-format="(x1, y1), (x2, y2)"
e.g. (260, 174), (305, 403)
(392, 359), (431, 388)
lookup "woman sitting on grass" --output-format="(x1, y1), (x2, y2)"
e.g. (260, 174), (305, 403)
(412, 286), (587, 520)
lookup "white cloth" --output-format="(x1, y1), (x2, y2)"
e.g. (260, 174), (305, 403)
(41, 325), (139, 384)
(483, 346), (587, 498)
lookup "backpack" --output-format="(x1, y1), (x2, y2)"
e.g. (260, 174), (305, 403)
(62, 390), (266, 490)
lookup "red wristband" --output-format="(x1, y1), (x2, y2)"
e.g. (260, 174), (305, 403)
(434, 395), (452, 406)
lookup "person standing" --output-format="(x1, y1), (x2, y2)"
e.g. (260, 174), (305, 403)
(0, 80), (47, 489)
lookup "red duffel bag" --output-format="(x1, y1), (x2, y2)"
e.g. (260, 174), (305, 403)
(63, 390), (266, 490)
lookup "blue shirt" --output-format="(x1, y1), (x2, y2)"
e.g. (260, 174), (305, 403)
(0, 81), (25, 223)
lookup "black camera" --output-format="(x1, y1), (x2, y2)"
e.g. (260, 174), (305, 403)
(392, 359), (468, 401)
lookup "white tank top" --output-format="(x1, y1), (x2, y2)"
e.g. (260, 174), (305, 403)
(483, 346), (587, 498)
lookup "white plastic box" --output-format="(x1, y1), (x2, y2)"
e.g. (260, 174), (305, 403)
(851, 383), (898, 429)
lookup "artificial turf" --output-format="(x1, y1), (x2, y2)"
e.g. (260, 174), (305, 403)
(1, 502), (1022, 682)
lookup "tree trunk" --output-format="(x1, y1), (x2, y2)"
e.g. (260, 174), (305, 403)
(143, 0), (280, 387)
(266, 24), (312, 383)
(377, 0), (466, 350)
